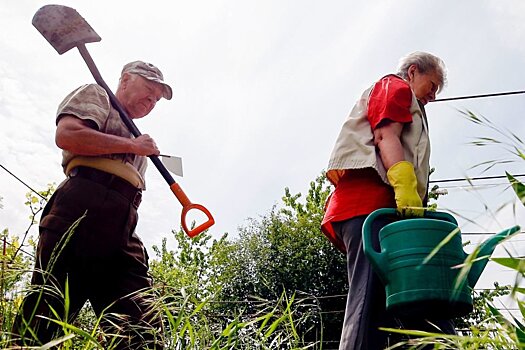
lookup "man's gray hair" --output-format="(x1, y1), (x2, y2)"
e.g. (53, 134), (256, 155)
(396, 51), (447, 92)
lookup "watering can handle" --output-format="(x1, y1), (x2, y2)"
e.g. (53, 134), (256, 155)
(362, 208), (458, 284)
(422, 211), (458, 226)
(365, 208), (458, 224)
(362, 208), (395, 284)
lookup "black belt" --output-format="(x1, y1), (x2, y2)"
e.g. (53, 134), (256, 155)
(69, 166), (142, 208)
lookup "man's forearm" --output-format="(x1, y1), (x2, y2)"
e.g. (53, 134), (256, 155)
(56, 121), (135, 155)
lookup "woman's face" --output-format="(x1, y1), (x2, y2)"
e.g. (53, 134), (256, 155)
(406, 64), (441, 105)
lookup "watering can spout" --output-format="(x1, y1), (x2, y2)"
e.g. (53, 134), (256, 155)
(468, 225), (521, 288)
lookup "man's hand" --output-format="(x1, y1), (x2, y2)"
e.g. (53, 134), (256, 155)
(132, 134), (160, 156)
(386, 161), (424, 217)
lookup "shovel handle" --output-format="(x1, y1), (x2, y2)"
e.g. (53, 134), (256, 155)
(170, 183), (215, 237)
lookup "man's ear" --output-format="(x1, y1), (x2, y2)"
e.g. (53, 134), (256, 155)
(120, 72), (131, 89)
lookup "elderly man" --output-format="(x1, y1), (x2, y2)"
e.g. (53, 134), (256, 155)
(14, 61), (172, 349)
(321, 52), (456, 349)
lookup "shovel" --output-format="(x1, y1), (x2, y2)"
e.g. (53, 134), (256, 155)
(160, 154), (183, 177)
(32, 5), (214, 238)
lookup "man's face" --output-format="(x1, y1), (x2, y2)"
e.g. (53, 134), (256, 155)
(119, 74), (164, 119)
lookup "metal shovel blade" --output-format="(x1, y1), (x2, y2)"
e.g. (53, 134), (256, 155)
(32, 5), (101, 55)
(161, 155), (184, 177)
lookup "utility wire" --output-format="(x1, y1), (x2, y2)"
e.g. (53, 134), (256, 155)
(2, 238), (35, 259)
(437, 183), (508, 190)
(0, 163), (46, 200)
(433, 90), (525, 102)
(192, 287), (520, 304)
(2, 161), (522, 200)
(430, 174), (525, 184)
(461, 231), (525, 236)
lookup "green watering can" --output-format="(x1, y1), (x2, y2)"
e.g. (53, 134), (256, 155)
(362, 208), (520, 319)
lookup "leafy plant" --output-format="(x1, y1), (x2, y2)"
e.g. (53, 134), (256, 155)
(0, 186), (53, 345)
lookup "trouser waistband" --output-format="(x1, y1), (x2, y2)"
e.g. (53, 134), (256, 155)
(69, 166), (142, 208)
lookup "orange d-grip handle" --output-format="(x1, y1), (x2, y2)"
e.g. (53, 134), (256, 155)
(170, 183), (215, 237)
(181, 203), (215, 238)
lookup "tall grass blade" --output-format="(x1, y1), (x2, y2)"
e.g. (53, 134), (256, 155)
(507, 172), (525, 206)
(515, 147), (525, 161)
(422, 227), (460, 265)
(39, 333), (76, 349)
(492, 257), (525, 273)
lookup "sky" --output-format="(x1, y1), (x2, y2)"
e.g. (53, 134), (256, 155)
(1, 0), (525, 296)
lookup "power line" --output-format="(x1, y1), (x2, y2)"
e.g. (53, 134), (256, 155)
(432, 90), (525, 102)
(461, 231), (525, 236)
(430, 174), (525, 184)
(2, 161), (522, 201)
(2, 238), (35, 259)
(195, 287), (521, 304)
(0, 163), (46, 200)
(437, 183), (507, 190)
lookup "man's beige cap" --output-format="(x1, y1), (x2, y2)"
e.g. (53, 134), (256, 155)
(121, 61), (173, 100)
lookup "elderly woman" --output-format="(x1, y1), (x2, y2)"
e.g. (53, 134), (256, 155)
(321, 52), (454, 349)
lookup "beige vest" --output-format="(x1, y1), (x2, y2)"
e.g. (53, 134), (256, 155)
(326, 76), (431, 199)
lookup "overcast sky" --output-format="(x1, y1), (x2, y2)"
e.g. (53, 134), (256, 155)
(1, 1), (525, 291)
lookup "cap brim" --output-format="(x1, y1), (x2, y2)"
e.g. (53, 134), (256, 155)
(144, 76), (173, 100)
(161, 83), (173, 100)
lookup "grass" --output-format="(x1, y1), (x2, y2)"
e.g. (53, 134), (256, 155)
(1, 282), (323, 349)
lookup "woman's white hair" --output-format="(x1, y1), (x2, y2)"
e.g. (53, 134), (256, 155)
(396, 51), (447, 93)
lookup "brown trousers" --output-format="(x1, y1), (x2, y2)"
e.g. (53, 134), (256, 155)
(13, 174), (163, 349)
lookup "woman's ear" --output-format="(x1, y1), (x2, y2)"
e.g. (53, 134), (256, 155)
(407, 64), (417, 81)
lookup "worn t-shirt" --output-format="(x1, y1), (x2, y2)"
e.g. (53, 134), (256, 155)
(56, 84), (147, 179)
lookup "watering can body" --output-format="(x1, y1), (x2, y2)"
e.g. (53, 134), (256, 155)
(362, 208), (520, 319)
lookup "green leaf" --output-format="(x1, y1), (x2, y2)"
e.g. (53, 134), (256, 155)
(507, 172), (525, 206)
(516, 327), (525, 350)
(517, 300), (525, 329)
(264, 314), (287, 339)
(492, 257), (525, 273)
(515, 287), (525, 295)
(516, 147), (525, 161)
(39, 333), (77, 349)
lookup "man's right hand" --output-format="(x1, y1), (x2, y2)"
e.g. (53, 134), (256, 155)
(386, 161), (424, 217)
(132, 134), (160, 156)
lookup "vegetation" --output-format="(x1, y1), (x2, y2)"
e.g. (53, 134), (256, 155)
(148, 174), (347, 348)
(0, 176), (345, 349)
(0, 111), (523, 349)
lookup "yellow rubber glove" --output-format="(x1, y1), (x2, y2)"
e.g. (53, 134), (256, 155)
(386, 161), (424, 217)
